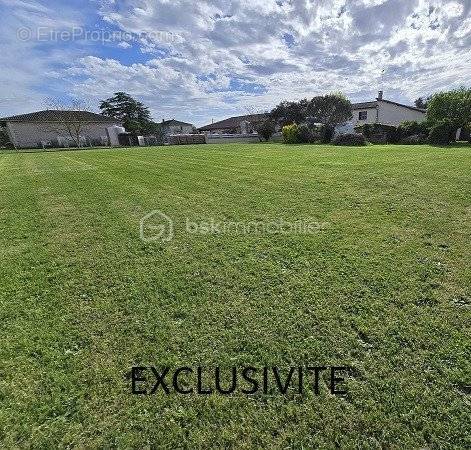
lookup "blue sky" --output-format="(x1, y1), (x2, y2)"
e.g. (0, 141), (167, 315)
(1, 0), (470, 127)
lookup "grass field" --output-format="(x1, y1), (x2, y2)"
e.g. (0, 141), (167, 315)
(0, 143), (470, 448)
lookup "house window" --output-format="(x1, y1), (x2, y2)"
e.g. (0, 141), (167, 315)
(359, 111), (368, 120)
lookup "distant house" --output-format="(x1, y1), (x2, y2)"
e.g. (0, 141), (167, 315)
(0, 110), (121, 149)
(161, 119), (195, 135)
(352, 91), (426, 127)
(335, 91), (426, 136)
(198, 113), (267, 135)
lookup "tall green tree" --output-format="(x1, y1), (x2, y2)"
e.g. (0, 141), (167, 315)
(100, 92), (154, 135)
(307, 93), (352, 128)
(270, 99), (309, 127)
(270, 94), (352, 131)
(427, 88), (471, 129)
(256, 119), (276, 141)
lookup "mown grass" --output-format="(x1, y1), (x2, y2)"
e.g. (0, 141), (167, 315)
(0, 143), (470, 448)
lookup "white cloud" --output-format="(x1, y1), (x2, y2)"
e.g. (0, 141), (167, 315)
(454, 18), (471, 38)
(0, 0), (85, 115)
(1, 0), (470, 125)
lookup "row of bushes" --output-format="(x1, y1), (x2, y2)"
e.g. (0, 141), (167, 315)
(281, 123), (335, 144)
(356, 120), (467, 146)
(332, 134), (367, 146)
(282, 121), (369, 146)
(281, 120), (469, 147)
(282, 123), (368, 146)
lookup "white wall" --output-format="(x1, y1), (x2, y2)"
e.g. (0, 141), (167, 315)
(377, 101), (426, 126)
(351, 101), (426, 128)
(166, 124), (194, 134)
(351, 108), (378, 127)
(7, 121), (117, 148)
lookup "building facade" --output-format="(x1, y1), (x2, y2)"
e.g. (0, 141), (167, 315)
(351, 92), (426, 128)
(161, 119), (195, 135)
(198, 114), (267, 135)
(0, 110), (121, 149)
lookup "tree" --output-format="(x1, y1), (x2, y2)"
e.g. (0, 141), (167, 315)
(270, 94), (352, 134)
(427, 88), (471, 131)
(256, 119), (276, 141)
(44, 98), (94, 148)
(146, 121), (166, 144)
(0, 127), (12, 148)
(414, 96), (432, 110)
(429, 119), (456, 145)
(270, 99), (309, 127)
(398, 120), (431, 137)
(306, 93), (352, 128)
(100, 92), (154, 135)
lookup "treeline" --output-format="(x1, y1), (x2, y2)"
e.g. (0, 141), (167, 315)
(257, 88), (471, 146)
(256, 93), (353, 143)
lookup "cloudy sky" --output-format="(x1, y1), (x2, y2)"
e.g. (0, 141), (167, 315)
(0, 0), (470, 126)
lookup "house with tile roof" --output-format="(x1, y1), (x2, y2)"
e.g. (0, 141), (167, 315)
(0, 110), (121, 149)
(198, 113), (267, 135)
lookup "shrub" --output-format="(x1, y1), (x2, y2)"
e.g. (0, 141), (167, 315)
(400, 134), (428, 145)
(256, 119), (276, 141)
(282, 124), (300, 144)
(320, 125), (335, 143)
(297, 124), (316, 143)
(332, 133), (367, 146)
(386, 127), (402, 144)
(282, 123), (334, 144)
(368, 133), (388, 144)
(398, 121), (430, 137)
(0, 127), (12, 148)
(356, 123), (400, 144)
(356, 123), (373, 139)
(429, 119), (456, 145)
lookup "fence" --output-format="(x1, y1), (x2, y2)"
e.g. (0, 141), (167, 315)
(205, 133), (261, 144)
(168, 134), (206, 145)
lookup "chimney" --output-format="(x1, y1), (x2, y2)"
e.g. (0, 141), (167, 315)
(378, 90), (383, 100)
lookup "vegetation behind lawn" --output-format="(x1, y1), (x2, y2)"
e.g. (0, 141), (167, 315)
(0, 143), (470, 448)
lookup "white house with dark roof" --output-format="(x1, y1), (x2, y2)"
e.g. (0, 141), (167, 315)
(352, 91), (426, 127)
(0, 110), (121, 149)
(161, 119), (195, 135)
(334, 91), (426, 136)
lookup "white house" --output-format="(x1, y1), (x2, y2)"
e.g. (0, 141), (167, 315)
(335, 92), (426, 136)
(352, 91), (426, 127)
(0, 110), (121, 149)
(161, 119), (195, 135)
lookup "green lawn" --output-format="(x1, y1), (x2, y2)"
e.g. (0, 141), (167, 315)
(0, 143), (470, 448)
